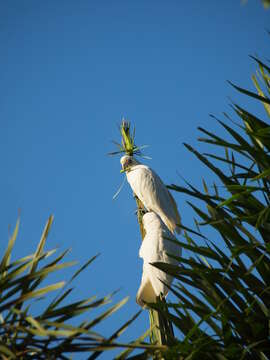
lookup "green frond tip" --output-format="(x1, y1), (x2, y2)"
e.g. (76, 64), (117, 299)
(109, 119), (150, 158)
(262, 0), (270, 9)
(121, 120), (135, 156)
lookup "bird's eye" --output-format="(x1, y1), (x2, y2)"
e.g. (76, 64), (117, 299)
(122, 158), (133, 170)
(126, 158), (132, 166)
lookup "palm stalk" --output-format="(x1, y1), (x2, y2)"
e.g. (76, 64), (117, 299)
(114, 121), (174, 355)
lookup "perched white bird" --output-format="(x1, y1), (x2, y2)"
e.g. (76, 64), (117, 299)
(136, 212), (180, 308)
(120, 155), (181, 234)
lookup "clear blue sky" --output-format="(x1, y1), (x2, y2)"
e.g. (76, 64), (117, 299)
(0, 1), (269, 358)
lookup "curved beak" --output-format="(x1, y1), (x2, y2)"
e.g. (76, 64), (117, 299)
(120, 160), (131, 173)
(120, 161), (126, 173)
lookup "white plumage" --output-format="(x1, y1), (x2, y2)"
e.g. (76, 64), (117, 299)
(136, 212), (180, 308)
(120, 155), (181, 234)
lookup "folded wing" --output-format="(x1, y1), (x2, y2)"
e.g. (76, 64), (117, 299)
(127, 165), (181, 234)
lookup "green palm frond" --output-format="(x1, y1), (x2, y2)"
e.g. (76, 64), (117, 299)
(0, 217), (150, 359)
(148, 53), (270, 359)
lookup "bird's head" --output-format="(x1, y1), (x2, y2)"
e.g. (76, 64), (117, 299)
(120, 155), (139, 172)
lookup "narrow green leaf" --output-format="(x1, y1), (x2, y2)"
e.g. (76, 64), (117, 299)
(228, 81), (270, 105)
(252, 168), (270, 181)
(0, 218), (20, 274)
(0, 281), (65, 312)
(252, 74), (270, 117)
(0, 343), (16, 359)
(30, 215), (54, 274)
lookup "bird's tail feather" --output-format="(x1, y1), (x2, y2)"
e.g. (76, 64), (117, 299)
(163, 216), (179, 235)
(136, 279), (156, 308)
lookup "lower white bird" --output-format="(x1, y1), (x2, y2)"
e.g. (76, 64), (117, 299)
(136, 212), (180, 308)
(120, 155), (181, 234)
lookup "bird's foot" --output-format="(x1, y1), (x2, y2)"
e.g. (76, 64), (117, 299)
(135, 208), (147, 217)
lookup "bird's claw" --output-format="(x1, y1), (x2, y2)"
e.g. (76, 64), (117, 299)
(134, 208), (147, 217)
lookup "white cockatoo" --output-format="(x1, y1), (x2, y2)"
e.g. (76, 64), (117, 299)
(120, 155), (181, 234)
(137, 212), (180, 308)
